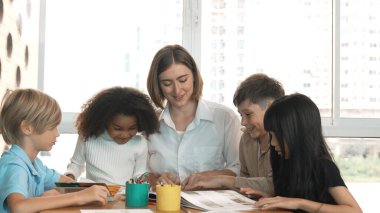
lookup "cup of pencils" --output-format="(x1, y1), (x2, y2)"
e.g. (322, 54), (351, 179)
(125, 173), (149, 207)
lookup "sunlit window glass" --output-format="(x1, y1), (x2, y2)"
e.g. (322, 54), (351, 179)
(201, 0), (332, 117)
(44, 0), (183, 112)
(340, 0), (380, 118)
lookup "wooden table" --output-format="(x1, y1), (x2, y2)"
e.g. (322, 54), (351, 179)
(40, 199), (291, 213)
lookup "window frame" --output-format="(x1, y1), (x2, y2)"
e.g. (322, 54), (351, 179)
(38, 0), (380, 137)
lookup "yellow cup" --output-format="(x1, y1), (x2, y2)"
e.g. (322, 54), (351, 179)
(156, 184), (181, 211)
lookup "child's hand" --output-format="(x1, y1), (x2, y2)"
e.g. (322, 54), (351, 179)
(59, 174), (75, 182)
(115, 194), (126, 201)
(254, 196), (302, 210)
(76, 185), (110, 206)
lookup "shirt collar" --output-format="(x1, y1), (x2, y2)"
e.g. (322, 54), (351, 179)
(195, 99), (214, 122)
(9, 144), (39, 176)
(159, 99), (214, 124)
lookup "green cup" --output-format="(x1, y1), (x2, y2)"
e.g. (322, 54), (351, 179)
(125, 182), (149, 207)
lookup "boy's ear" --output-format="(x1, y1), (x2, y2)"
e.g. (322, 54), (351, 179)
(20, 120), (33, 135)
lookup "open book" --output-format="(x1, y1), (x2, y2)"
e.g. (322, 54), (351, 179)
(149, 190), (258, 211)
(180, 190), (258, 211)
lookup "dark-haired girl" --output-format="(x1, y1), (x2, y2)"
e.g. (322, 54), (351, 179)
(243, 93), (362, 213)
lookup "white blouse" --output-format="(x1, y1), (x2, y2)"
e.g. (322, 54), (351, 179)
(148, 99), (241, 181)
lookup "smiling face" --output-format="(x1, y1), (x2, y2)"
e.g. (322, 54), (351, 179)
(106, 114), (138, 144)
(269, 132), (289, 159)
(159, 63), (194, 108)
(30, 126), (60, 151)
(237, 99), (268, 141)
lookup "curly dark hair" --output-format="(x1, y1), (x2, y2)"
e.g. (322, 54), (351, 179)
(76, 86), (159, 141)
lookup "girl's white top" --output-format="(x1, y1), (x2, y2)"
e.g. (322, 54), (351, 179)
(65, 132), (147, 185)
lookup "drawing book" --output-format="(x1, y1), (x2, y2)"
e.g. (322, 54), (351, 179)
(179, 190), (258, 211)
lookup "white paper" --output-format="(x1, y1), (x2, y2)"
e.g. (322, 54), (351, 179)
(180, 190), (258, 211)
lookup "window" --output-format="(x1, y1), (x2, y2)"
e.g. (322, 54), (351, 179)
(42, 1), (380, 136)
(43, 0), (182, 115)
(340, 0), (380, 118)
(237, 26), (244, 36)
(202, 0), (333, 118)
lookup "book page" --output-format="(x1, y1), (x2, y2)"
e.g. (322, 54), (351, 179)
(180, 190), (258, 211)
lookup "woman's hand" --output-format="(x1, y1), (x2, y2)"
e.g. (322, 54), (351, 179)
(157, 172), (180, 185)
(181, 172), (202, 190)
(145, 173), (159, 190)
